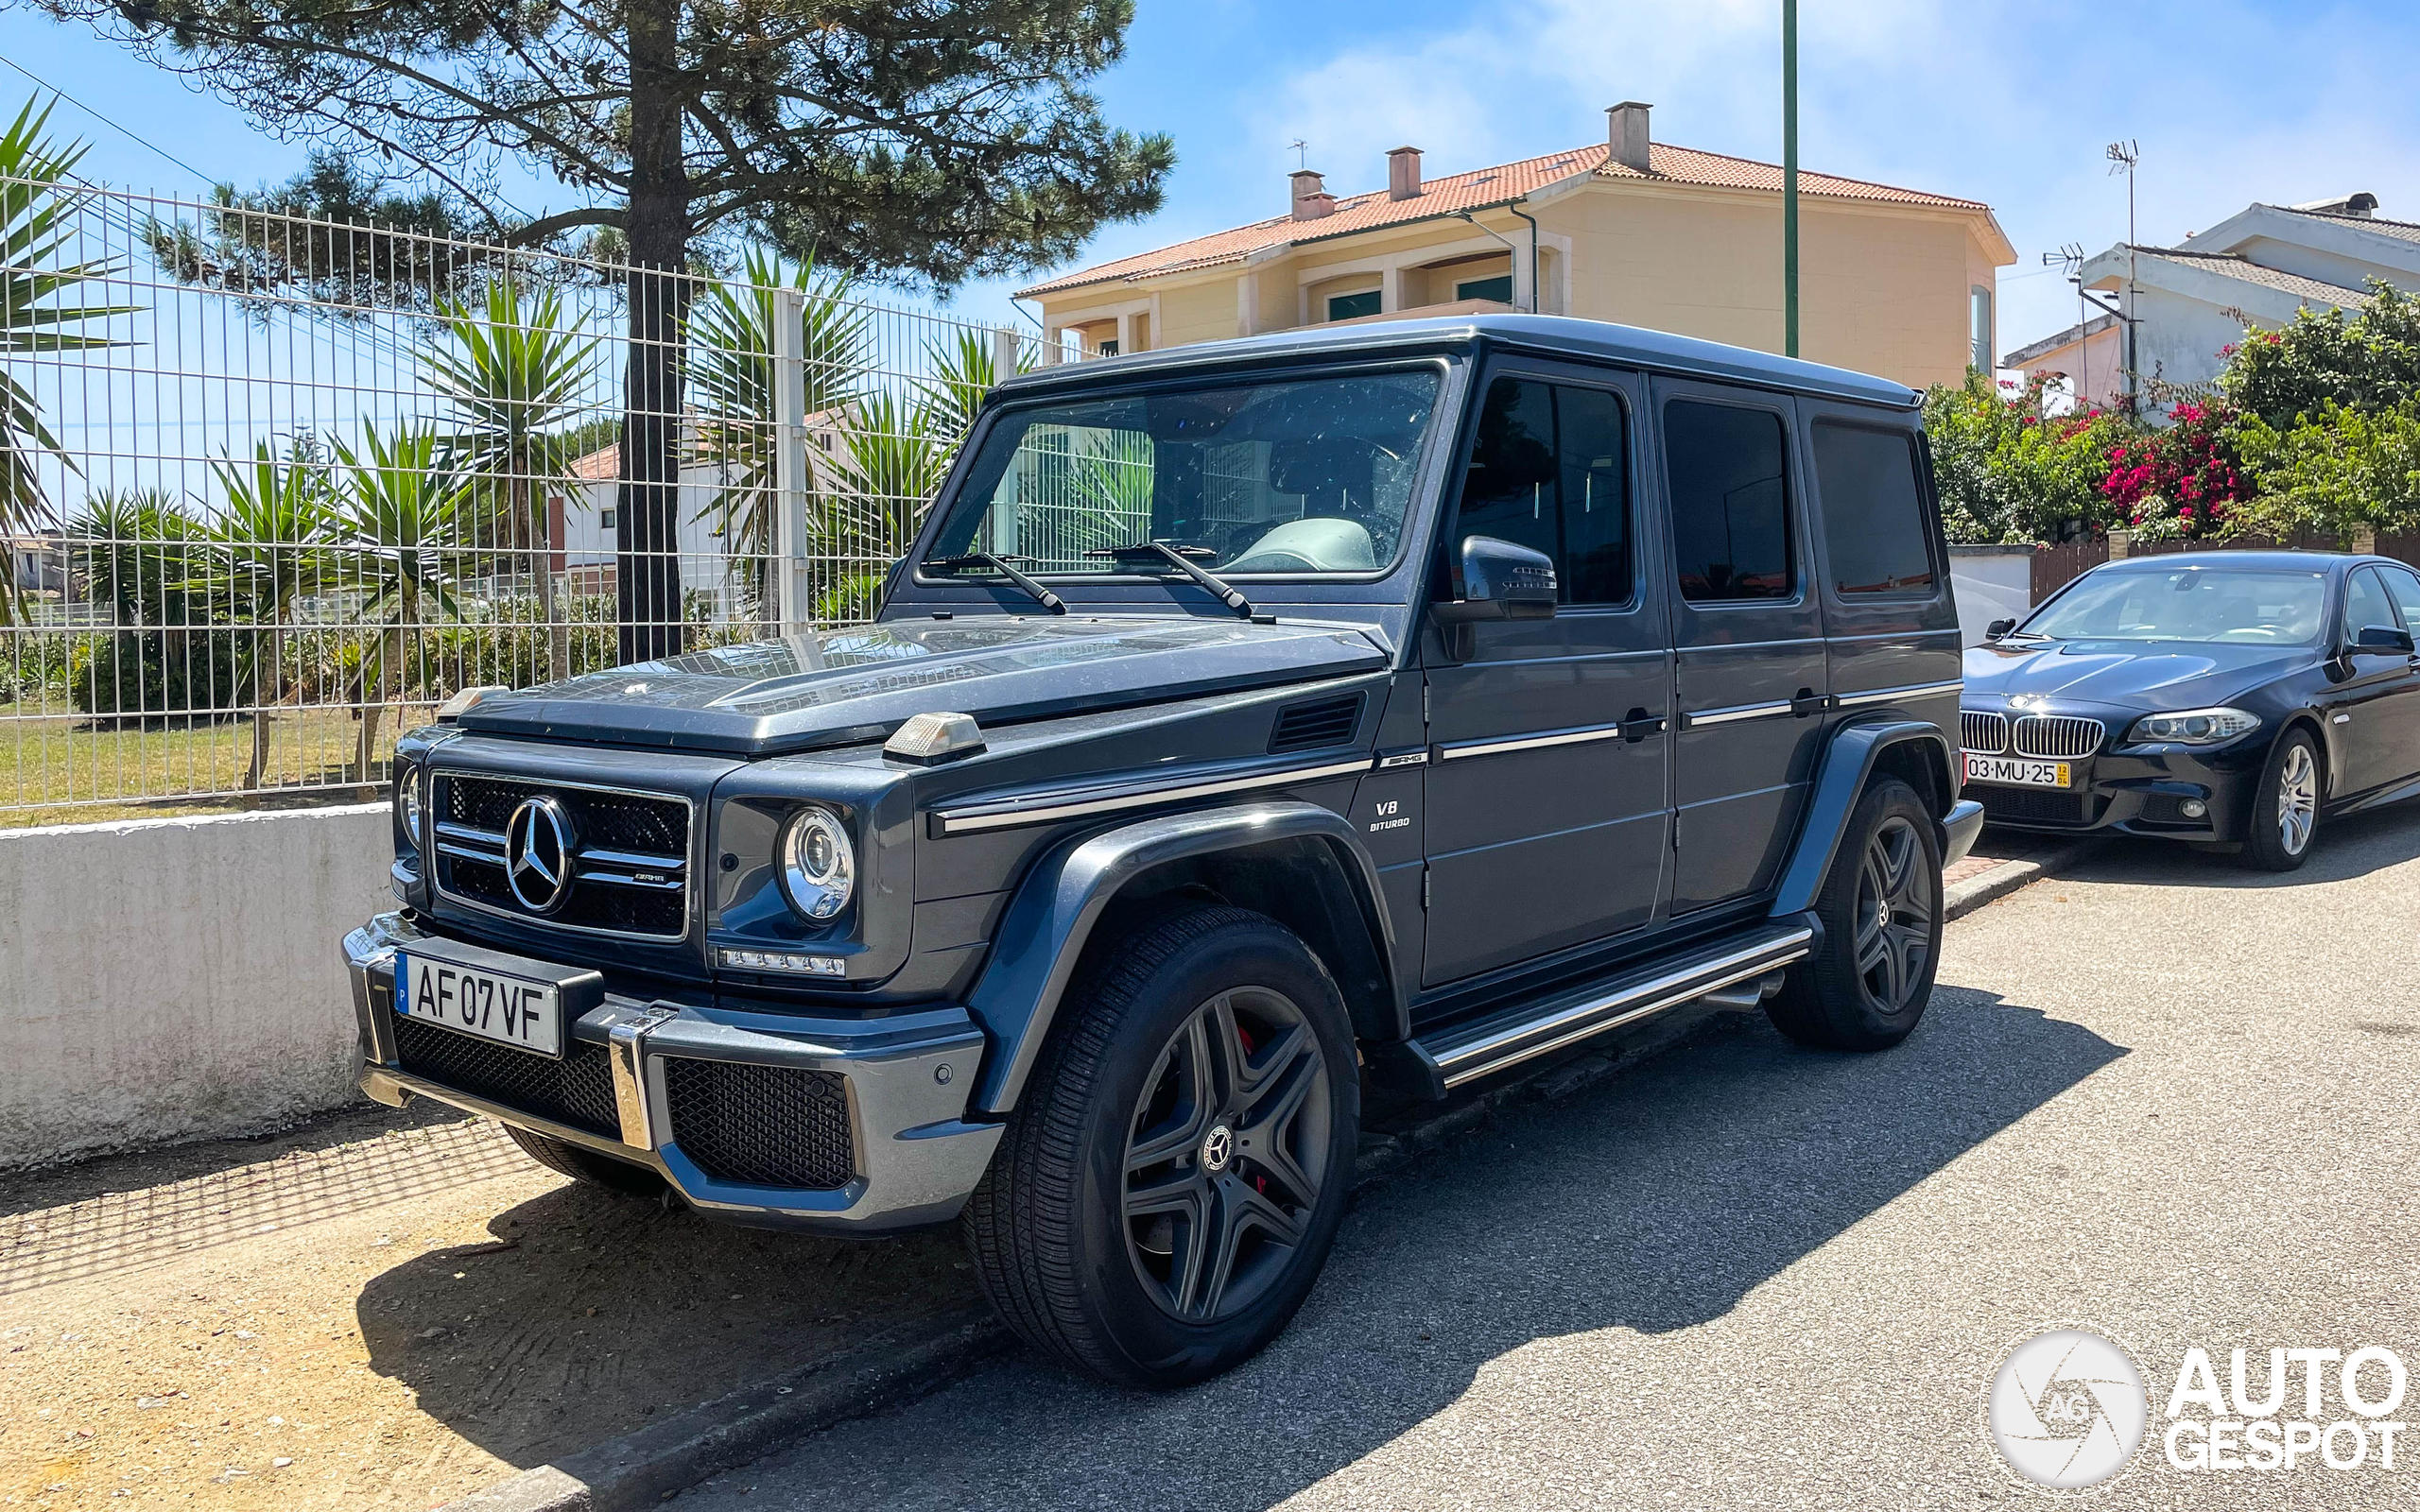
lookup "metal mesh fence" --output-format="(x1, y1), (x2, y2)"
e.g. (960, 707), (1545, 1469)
(0, 173), (1080, 816)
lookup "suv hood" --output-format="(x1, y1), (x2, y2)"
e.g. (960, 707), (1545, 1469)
(457, 615), (1391, 756)
(1962, 639), (2308, 711)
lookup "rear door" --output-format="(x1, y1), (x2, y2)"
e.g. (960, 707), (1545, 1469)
(1652, 378), (1829, 914)
(1799, 404), (1962, 760)
(1420, 363), (1672, 988)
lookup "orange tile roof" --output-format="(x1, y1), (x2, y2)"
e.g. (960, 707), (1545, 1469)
(570, 442), (619, 481)
(1018, 139), (1990, 300)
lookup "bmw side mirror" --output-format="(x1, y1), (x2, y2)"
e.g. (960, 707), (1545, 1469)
(1986, 617), (2017, 639)
(2354, 624), (2414, 654)
(1434, 535), (1558, 624)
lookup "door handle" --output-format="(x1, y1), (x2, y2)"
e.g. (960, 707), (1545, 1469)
(1789, 688), (1828, 718)
(1618, 707), (1666, 743)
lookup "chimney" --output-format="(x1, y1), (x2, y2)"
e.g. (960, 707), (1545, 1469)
(1387, 146), (1424, 200)
(1606, 101), (1651, 173)
(1289, 168), (1334, 221)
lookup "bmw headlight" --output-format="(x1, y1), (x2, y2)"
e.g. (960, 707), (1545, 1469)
(394, 761), (424, 848)
(2126, 707), (2261, 746)
(779, 807), (856, 920)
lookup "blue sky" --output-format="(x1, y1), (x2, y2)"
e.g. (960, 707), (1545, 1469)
(6, 0), (2420, 355)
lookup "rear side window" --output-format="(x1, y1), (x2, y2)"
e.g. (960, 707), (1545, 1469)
(1811, 422), (1937, 596)
(1663, 400), (1793, 602)
(1454, 376), (1634, 605)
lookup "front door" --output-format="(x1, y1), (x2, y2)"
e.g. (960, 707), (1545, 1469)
(1652, 379), (1830, 914)
(2334, 564), (2420, 796)
(1421, 366), (1672, 988)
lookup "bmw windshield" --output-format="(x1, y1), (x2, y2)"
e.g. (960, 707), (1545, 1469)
(2020, 567), (2329, 646)
(922, 369), (1443, 578)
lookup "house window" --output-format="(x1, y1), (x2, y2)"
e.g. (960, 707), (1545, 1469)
(600, 507), (616, 529)
(1097, 338), (1120, 356)
(1970, 285), (1994, 372)
(1326, 289), (1381, 321)
(1456, 274), (1514, 305)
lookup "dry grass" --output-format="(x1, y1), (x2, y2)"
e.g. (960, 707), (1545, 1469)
(0, 702), (433, 829)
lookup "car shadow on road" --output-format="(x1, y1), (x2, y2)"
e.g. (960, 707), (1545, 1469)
(2048, 799), (2420, 891)
(676, 985), (2127, 1512)
(351, 1168), (980, 1472)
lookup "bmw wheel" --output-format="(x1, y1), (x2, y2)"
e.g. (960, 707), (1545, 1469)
(2242, 729), (2321, 872)
(1765, 778), (1943, 1052)
(960, 905), (1359, 1388)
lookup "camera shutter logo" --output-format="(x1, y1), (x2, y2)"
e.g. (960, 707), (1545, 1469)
(1986, 1328), (2150, 1491)
(505, 796), (577, 913)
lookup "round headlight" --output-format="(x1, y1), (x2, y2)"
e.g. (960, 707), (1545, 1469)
(394, 764), (424, 847)
(779, 807), (856, 921)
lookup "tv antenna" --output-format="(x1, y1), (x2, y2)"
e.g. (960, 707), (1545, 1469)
(2106, 141), (2141, 407)
(2041, 243), (2090, 406)
(1289, 139), (1308, 170)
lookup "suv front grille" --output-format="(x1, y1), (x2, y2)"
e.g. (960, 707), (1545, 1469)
(2012, 714), (2104, 759)
(663, 1057), (854, 1190)
(1961, 711), (2008, 753)
(430, 773), (691, 939)
(393, 1015), (620, 1137)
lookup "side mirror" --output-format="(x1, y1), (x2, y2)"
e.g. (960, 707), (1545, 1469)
(2354, 624), (2414, 654)
(1985, 617), (2017, 639)
(1434, 535), (1558, 624)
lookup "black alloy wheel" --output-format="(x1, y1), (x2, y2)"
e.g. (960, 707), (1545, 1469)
(1122, 986), (1335, 1323)
(960, 904), (1359, 1388)
(1765, 777), (1944, 1051)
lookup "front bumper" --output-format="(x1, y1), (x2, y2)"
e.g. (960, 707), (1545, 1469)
(343, 912), (1002, 1234)
(1962, 734), (2271, 842)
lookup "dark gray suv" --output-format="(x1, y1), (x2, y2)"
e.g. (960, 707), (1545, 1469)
(344, 314), (1980, 1387)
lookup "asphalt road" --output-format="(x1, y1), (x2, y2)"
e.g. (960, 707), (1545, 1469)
(682, 805), (2420, 1512)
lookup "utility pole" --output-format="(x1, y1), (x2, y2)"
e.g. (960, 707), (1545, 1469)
(2107, 140), (2140, 410)
(1783, 0), (1800, 357)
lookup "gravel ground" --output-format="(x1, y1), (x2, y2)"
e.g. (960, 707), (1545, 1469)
(0, 1105), (976, 1508)
(676, 803), (2420, 1512)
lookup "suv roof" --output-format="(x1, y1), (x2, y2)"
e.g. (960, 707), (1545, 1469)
(994, 313), (1920, 412)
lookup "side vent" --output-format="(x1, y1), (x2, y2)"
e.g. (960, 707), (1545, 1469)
(1269, 693), (1365, 754)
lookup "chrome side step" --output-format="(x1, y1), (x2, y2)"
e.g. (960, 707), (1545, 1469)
(1406, 918), (1818, 1094)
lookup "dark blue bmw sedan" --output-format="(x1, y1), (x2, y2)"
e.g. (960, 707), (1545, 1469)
(1961, 550), (2420, 869)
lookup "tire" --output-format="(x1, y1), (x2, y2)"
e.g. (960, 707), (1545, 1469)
(2241, 729), (2321, 872)
(960, 904), (1361, 1389)
(503, 1124), (668, 1197)
(1765, 778), (1943, 1052)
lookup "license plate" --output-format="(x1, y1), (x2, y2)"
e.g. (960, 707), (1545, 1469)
(396, 952), (563, 1057)
(1964, 752), (2072, 789)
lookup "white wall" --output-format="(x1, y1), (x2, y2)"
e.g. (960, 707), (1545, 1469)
(0, 804), (392, 1168)
(1949, 545), (2033, 646)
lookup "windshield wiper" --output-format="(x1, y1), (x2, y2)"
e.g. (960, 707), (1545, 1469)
(1085, 541), (1256, 619)
(920, 552), (1065, 614)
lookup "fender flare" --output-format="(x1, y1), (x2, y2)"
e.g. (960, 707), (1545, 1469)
(964, 800), (1399, 1115)
(1769, 720), (1971, 919)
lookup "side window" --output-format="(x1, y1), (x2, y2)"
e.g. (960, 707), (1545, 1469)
(2345, 567), (2399, 639)
(2379, 565), (2420, 628)
(1810, 422), (1936, 596)
(1453, 376), (1634, 605)
(1663, 399), (1793, 602)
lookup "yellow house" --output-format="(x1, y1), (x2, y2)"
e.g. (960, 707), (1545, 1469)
(1018, 104), (2016, 392)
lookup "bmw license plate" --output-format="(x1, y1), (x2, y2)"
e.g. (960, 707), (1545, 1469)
(396, 952), (563, 1057)
(1964, 752), (2071, 789)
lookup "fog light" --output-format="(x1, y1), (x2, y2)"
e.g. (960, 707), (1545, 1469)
(2181, 799), (2208, 818)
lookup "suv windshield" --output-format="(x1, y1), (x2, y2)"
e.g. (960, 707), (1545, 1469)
(923, 369), (1442, 577)
(2022, 566), (2328, 645)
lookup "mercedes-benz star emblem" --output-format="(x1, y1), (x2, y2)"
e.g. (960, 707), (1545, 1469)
(505, 796), (577, 913)
(1200, 1124), (1235, 1174)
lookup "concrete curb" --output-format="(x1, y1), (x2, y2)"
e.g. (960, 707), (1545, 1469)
(443, 838), (2093, 1510)
(1944, 839), (2102, 922)
(433, 1307), (1012, 1512)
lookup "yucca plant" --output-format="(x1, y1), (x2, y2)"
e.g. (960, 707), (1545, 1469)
(814, 389), (953, 622)
(202, 437), (338, 788)
(687, 249), (873, 617)
(331, 421), (463, 779)
(1, 96), (137, 624)
(421, 280), (598, 679)
(919, 326), (1033, 446)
